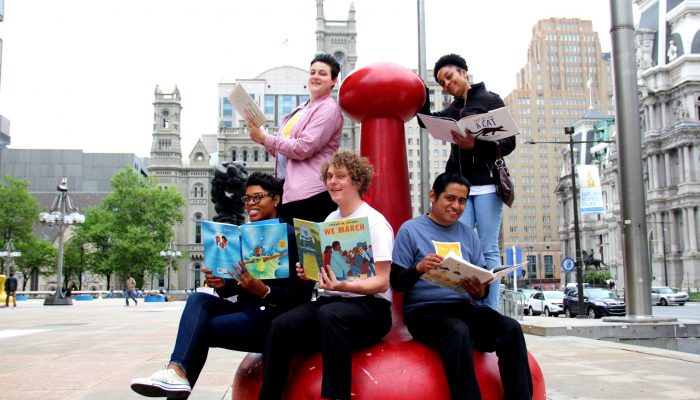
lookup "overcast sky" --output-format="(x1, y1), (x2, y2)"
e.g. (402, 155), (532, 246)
(0, 0), (618, 158)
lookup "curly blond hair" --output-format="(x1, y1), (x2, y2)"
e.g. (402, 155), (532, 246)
(320, 151), (374, 197)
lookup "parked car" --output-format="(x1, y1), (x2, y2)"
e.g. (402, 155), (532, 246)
(528, 290), (565, 317)
(564, 282), (590, 296)
(651, 286), (688, 306)
(517, 288), (538, 315)
(563, 288), (626, 319)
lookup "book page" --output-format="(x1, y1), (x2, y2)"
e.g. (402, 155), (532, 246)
(202, 221), (242, 278)
(240, 223), (290, 280)
(457, 107), (519, 142)
(229, 84), (266, 127)
(293, 219), (323, 282)
(318, 217), (373, 282)
(416, 113), (464, 144)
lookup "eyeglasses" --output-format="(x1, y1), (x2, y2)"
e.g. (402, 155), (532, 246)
(241, 193), (273, 204)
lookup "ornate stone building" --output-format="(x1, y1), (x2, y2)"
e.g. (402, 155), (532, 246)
(555, 0), (700, 292)
(149, 1), (358, 290)
(636, 0), (700, 290)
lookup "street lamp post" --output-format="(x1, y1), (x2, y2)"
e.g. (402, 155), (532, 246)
(525, 130), (614, 317)
(39, 178), (85, 306)
(0, 240), (21, 277)
(160, 241), (181, 292)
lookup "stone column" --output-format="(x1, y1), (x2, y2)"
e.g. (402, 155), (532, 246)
(682, 208), (690, 254)
(648, 153), (656, 189)
(655, 212), (664, 255)
(688, 206), (698, 252)
(670, 210), (679, 253)
(664, 151), (671, 188)
(660, 101), (667, 128)
(683, 145), (692, 182)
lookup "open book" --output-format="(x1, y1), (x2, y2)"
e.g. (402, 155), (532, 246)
(421, 251), (527, 291)
(202, 220), (290, 280)
(417, 107), (518, 143)
(228, 84), (266, 127)
(293, 217), (374, 282)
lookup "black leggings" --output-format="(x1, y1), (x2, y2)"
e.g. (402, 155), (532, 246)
(279, 191), (337, 223)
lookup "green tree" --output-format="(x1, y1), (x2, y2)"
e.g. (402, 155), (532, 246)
(0, 176), (42, 273)
(584, 270), (612, 286)
(63, 236), (88, 290)
(14, 239), (57, 291)
(77, 168), (185, 289)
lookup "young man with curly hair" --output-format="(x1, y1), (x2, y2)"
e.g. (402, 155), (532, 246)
(258, 151), (394, 400)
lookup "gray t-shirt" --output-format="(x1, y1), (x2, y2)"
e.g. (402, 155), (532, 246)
(392, 214), (486, 315)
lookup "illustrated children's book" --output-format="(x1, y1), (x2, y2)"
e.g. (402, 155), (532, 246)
(202, 220), (289, 280)
(417, 107), (519, 144)
(293, 217), (374, 283)
(228, 84), (266, 127)
(422, 251), (527, 292)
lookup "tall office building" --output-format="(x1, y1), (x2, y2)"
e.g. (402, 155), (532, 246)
(405, 71), (452, 216)
(502, 18), (614, 287)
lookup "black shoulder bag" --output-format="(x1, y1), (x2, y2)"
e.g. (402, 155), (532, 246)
(495, 143), (515, 207)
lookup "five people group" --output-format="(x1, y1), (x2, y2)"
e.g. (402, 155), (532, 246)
(131, 52), (529, 400)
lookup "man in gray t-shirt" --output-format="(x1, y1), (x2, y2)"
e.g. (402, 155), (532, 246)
(390, 172), (533, 400)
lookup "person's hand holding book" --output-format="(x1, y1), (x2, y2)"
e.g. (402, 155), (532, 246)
(452, 129), (476, 150)
(416, 253), (444, 274)
(202, 267), (226, 289)
(229, 262), (270, 298)
(459, 275), (487, 300)
(244, 113), (267, 144)
(318, 265), (349, 292)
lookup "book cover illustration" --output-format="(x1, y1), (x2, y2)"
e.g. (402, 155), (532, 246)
(203, 219), (287, 279)
(293, 217), (374, 283)
(240, 223), (290, 279)
(202, 221), (242, 279)
(417, 107), (519, 143)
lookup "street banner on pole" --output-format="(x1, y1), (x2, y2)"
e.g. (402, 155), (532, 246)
(577, 165), (605, 214)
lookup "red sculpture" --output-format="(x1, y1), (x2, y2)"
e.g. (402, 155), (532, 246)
(338, 61), (425, 233)
(232, 62), (546, 399)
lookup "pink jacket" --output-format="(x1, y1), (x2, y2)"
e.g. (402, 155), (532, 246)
(264, 93), (344, 204)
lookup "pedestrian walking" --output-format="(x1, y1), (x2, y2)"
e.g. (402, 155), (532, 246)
(125, 273), (137, 306)
(4, 270), (18, 308)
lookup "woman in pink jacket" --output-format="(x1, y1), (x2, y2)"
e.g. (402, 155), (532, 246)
(246, 53), (344, 223)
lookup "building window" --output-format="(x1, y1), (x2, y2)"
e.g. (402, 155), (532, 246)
(264, 151), (270, 162)
(231, 149), (237, 162)
(242, 150), (248, 163)
(277, 95), (295, 122)
(544, 255), (554, 278)
(195, 213), (203, 244)
(192, 184), (204, 198)
(162, 110), (170, 128)
(527, 255), (537, 278)
(264, 95), (275, 117)
(222, 97), (232, 116)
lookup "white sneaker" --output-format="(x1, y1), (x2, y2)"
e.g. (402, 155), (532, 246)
(130, 368), (191, 398)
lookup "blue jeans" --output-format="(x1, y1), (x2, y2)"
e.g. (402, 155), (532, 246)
(459, 192), (504, 311)
(168, 293), (270, 394)
(125, 290), (137, 306)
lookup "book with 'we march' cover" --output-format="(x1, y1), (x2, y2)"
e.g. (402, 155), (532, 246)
(293, 217), (374, 283)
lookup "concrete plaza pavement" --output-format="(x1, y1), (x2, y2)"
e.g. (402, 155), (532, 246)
(1, 298), (699, 400)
